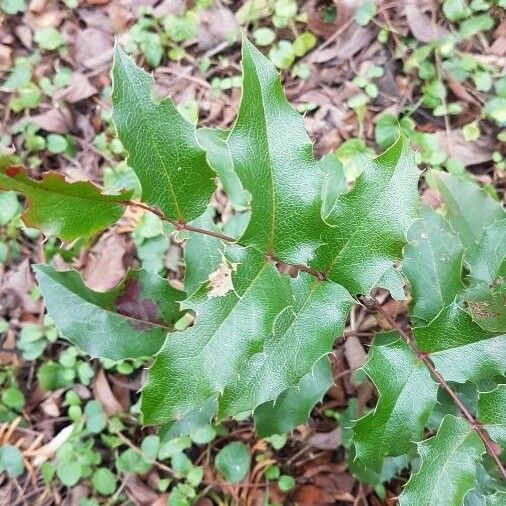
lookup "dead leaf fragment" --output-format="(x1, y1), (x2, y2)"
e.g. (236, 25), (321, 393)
(208, 262), (234, 298)
(433, 130), (493, 166)
(307, 427), (342, 449)
(198, 6), (238, 49)
(55, 73), (97, 103)
(83, 231), (128, 292)
(404, 3), (449, 43)
(0, 44), (12, 71)
(344, 335), (367, 371)
(28, 108), (72, 133)
(92, 369), (123, 416)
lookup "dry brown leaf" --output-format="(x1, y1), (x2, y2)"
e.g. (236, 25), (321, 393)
(404, 3), (448, 43)
(0, 259), (39, 314)
(307, 427), (342, 449)
(55, 73), (97, 103)
(344, 335), (367, 371)
(73, 28), (113, 70)
(92, 369), (124, 416)
(83, 231), (128, 292)
(0, 44), (12, 71)
(198, 6), (238, 50)
(207, 262), (234, 298)
(125, 475), (160, 505)
(293, 484), (335, 504)
(28, 108), (72, 133)
(433, 130), (493, 166)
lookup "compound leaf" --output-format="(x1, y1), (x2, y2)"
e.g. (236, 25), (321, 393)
(353, 332), (437, 472)
(34, 265), (184, 360)
(477, 385), (506, 450)
(414, 302), (506, 383)
(434, 172), (504, 249)
(403, 205), (463, 324)
(312, 135), (420, 295)
(253, 356), (332, 437)
(141, 246), (353, 424)
(112, 45), (215, 222)
(227, 38), (326, 265)
(399, 415), (483, 506)
(0, 166), (131, 241)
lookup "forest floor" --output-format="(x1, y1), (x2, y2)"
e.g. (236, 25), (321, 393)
(0, 0), (505, 505)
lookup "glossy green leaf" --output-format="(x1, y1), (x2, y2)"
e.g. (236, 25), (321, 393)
(434, 172), (504, 249)
(228, 38), (326, 265)
(34, 265), (184, 360)
(0, 166), (130, 241)
(141, 246), (353, 424)
(404, 206), (463, 324)
(399, 415), (483, 506)
(254, 356), (332, 437)
(353, 332), (438, 472)
(477, 385), (506, 449)
(414, 302), (506, 383)
(313, 135), (420, 295)
(112, 45), (215, 222)
(215, 442), (250, 483)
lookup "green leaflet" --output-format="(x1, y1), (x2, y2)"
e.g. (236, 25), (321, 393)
(141, 246), (353, 424)
(196, 128), (249, 210)
(414, 302), (506, 383)
(353, 332), (437, 472)
(34, 265), (184, 360)
(253, 356), (332, 437)
(434, 171), (505, 249)
(312, 135), (420, 295)
(403, 205), (464, 324)
(227, 38), (326, 265)
(0, 166), (131, 242)
(477, 385), (506, 449)
(399, 415), (484, 506)
(112, 45), (215, 222)
(184, 207), (224, 295)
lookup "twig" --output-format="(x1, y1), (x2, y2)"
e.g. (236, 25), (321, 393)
(123, 200), (326, 280)
(361, 295), (506, 480)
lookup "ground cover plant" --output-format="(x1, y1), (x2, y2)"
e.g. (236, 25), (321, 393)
(0, 1), (505, 504)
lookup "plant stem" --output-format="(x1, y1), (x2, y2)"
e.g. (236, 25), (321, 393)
(125, 201), (326, 280)
(361, 295), (506, 480)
